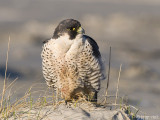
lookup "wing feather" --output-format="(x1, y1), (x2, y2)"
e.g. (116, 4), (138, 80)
(77, 35), (105, 91)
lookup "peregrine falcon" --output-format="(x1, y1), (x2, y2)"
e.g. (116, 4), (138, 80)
(41, 19), (105, 102)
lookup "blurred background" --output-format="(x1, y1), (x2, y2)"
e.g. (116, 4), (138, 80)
(0, 0), (160, 116)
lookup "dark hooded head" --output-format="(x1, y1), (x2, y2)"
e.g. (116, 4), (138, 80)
(53, 19), (85, 40)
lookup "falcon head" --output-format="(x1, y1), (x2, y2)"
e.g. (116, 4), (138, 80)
(53, 19), (85, 40)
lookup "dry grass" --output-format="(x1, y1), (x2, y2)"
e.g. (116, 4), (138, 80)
(0, 36), (10, 110)
(115, 64), (122, 106)
(0, 82), (55, 119)
(104, 46), (111, 104)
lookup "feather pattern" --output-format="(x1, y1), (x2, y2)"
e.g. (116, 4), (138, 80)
(41, 34), (105, 101)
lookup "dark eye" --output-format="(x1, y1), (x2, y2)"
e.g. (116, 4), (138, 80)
(68, 27), (76, 31)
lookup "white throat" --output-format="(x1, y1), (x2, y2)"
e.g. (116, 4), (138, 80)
(49, 33), (84, 58)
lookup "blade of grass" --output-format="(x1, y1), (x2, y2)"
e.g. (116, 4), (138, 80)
(104, 46), (111, 104)
(0, 36), (11, 111)
(115, 64), (122, 106)
(0, 78), (18, 96)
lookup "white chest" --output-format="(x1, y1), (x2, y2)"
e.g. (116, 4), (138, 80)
(48, 34), (84, 59)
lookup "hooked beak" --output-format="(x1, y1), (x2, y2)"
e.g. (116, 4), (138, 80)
(77, 27), (85, 34)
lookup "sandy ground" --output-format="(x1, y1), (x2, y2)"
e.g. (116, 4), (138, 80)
(0, 0), (160, 117)
(8, 102), (135, 120)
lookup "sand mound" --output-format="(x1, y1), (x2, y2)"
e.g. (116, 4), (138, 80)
(8, 102), (132, 120)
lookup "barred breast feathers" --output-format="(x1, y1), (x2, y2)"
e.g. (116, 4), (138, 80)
(41, 38), (58, 88)
(41, 35), (84, 89)
(41, 35), (105, 93)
